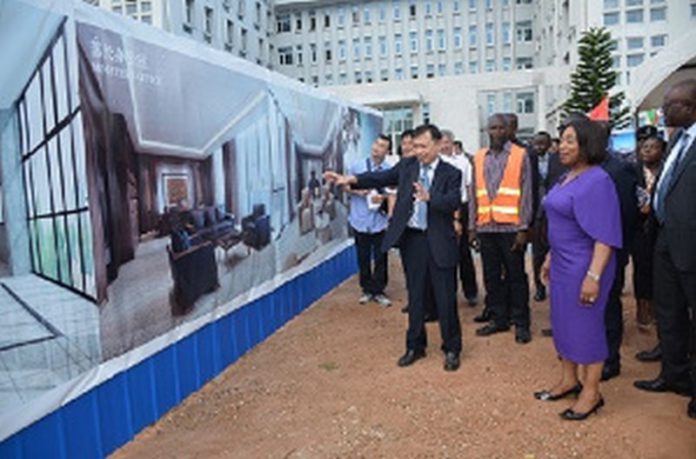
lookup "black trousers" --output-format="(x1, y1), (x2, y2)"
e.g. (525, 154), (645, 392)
(532, 217), (549, 293)
(400, 229), (462, 354)
(479, 232), (530, 329)
(631, 227), (655, 300)
(354, 230), (388, 295)
(604, 249), (629, 368)
(458, 203), (479, 299)
(653, 232), (696, 395)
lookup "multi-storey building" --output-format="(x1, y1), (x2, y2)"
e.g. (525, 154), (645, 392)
(91, 0), (275, 68)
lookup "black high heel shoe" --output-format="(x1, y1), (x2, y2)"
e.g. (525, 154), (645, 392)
(560, 397), (605, 421)
(534, 383), (582, 401)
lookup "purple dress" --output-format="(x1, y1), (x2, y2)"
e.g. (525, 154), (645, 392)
(543, 166), (622, 364)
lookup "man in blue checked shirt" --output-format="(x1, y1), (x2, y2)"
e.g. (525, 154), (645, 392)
(347, 134), (393, 307)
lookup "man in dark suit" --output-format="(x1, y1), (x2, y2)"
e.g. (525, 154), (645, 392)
(634, 79), (696, 420)
(324, 124), (463, 371)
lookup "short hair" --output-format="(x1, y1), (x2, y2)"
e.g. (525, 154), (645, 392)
(535, 131), (551, 141)
(453, 140), (463, 149)
(560, 118), (607, 165)
(636, 125), (658, 142)
(440, 129), (455, 141)
(488, 113), (508, 127)
(377, 133), (392, 151)
(401, 128), (414, 139)
(669, 78), (696, 101)
(413, 124), (443, 141)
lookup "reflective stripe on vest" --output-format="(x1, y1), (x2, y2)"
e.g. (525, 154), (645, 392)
(474, 144), (525, 225)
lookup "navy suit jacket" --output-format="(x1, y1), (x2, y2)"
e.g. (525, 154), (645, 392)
(354, 156), (462, 268)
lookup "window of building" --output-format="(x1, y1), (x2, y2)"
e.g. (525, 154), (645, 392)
(381, 69), (389, 81)
(426, 31), (434, 52)
(454, 62), (464, 74)
(627, 37), (644, 50)
(141, 14), (152, 24)
(364, 6), (371, 23)
(410, 31), (418, 53)
(516, 0), (533, 4)
(486, 93), (496, 116)
(485, 59), (496, 72)
(338, 40), (346, 60)
(379, 4), (387, 22)
(382, 106), (414, 151)
(604, 0), (619, 7)
(469, 61), (478, 73)
(364, 37), (373, 58)
(255, 1), (262, 27)
(626, 70), (631, 84)
(355, 71), (362, 84)
(650, 7), (666, 21)
(453, 1), (461, 12)
(438, 63), (447, 76)
(609, 39), (619, 51)
(365, 71), (373, 83)
(279, 46), (293, 65)
(226, 20), (234, 45)
(437, 29), (446, 50)
(324, 14), (330, 28)
(141, 1), (152, 13)
(277, 14), (291, 33)
(411, 65), (419, 79)
(451, 28), (462, 49)
(352, 38), (360, 61)
(692, 3), (696, 18)
(395, 33), (403, 55)
(486, 0), (494, 9)
(516, 57), (533, 69)
(425, 1), (432, 16)
(185, 0), (194, 24)
(437, 1), (444, 14)
(516, 21), (532, 42)
(352, 6), (360, 24)
(469, 0), (476, 11)
(626, 0), (643, 5)
(469, 25), (477, 47)
(296, 15), (302, 31)
(204, 7), (213, 39)
(502, 22), (511, 44)
(651, 34), (666, 47)
(310, 43), (317, 63)
(324, 74), (333, 86)
(339, 72), (347, 84)
(612, 55), (620, 68)
(626, 9), (644, 23)
(427, 64), (435, 78)
(650, 0), (665, 3)
(113, 5), (122, 13)
(238, 0), (246, 19)
(502, 57), (511, 70)
(603, 12), (620, 25)
(409, 2), (417, 18)
(486, 23), (495, 46)
(126, 3), (137, 14)
(502, 92), (513, 112)
(395, 68), (404, 80)
(338, 7), (345, 26)
(627, 53), (645, 67)
(325, 43), (332, 62)
(379, 36), (388, 56)
(516, 92), (534, 114)
(296, 45), (303, 65)
(393, 0), (401, 20)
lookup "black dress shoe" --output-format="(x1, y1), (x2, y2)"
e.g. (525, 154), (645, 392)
(560, 397), (605, 421)
(444, 352), (460, 371)
(473, 308), (491, 323)
(633, 377), (691, 396)
(515, 327), (532, 344)
(635, 344), (661, 362)
(601, 364), (621, 381)
(534, 383), (582, 401)
(534, 287), (547, 302)
(397, 349), (425, 367)
(688, 398), (696, 420)
(475, 322), (510, 337)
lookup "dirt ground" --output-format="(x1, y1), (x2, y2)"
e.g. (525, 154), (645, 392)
(112, 256), (696, 459)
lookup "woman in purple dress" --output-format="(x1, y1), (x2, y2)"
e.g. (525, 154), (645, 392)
(533, 119), (622, 421)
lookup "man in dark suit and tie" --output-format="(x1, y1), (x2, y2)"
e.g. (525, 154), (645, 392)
(324, 124), (463, 371)
(634, 79), (696, 420)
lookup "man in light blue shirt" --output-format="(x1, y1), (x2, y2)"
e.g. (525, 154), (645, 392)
(348, 134), (392, 306)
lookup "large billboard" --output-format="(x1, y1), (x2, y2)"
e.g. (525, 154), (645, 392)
(0, 0), (380, 441)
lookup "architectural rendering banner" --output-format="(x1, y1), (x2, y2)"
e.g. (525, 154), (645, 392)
(0, 0), (381, 440)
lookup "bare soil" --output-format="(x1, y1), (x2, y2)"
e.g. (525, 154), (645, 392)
(112, 257), (696, 459)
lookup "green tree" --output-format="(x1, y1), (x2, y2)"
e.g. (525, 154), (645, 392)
(564, 27), (630, 129)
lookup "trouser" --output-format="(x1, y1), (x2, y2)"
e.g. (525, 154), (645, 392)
(400, 229), (462, 354)
(653, 232), (696, 395)
(479, 232), (530, 329)
(354, 230), (388, 295)
(604, 249), (629, 368)
(458, 203), (479, 299)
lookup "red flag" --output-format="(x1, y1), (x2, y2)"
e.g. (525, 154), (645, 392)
(588, 96), (609, 121)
